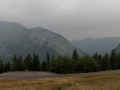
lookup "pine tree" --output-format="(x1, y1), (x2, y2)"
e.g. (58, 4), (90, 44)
(110, 49), (117, 69)
(92, 52), (99, 60)
(5, 62), (11, 72)
(41, 61), (47, 71)
(58, 55), (61, 58)
(33, 53), (36, 71)
(24, 54), (33, 71)
(116, 52), (120, 69)
(92, 52), (102, 70)
(0, 59), (5, 73)
(12, 55), (24, 71)
(46, 52), (50, 71)
(52, 55), (54, 60)
(33, 53), (40, 71)
(102, 52), (110, 70)
(18, 55), (25, 71)
(12, 55), (18, 71)
(72, 49), (79, 61)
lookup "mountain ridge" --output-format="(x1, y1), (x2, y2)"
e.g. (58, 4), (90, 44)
(71, 37), (120, 55)
(0, 21), (85, 61)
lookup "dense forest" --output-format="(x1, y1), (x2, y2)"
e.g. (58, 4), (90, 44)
(0, 49), (120, 74)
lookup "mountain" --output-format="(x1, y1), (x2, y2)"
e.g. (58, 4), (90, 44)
(71, 37), (120, 55)
(0, 21), (85, 61)
(115, 43), (120, 53)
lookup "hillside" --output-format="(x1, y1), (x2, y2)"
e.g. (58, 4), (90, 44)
(115, 43), (120, 53)
(0, 21), (85, 61)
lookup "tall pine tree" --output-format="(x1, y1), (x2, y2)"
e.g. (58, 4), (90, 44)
(33, 53), (40, 71)
(12, 55), (18, 71)
(110, 49), (117, 69)
(72, 49), (79, 61)
(41, 61), (47, 71)
(24, 54), (33, 71)
(46, 52), (50, 71)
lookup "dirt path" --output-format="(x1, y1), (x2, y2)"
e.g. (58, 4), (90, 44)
(0, 70), (120, 80)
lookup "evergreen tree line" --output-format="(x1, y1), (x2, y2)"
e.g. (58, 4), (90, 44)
(50, 49), (120, 73)
(0, 60), (11, 74)
(0, 52), (50, 73)
(12, 53), (41, 71)
(0, 49), (120, 74)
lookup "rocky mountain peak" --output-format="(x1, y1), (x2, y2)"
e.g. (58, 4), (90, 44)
(0, 21), (85, 61)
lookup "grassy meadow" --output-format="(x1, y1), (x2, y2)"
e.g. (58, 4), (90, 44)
(0, 72), (120, 90)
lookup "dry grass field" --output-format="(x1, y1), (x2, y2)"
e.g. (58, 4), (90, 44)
(0, 71), (120, 90)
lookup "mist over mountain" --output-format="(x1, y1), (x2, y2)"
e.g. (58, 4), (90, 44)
(71, 37), (120, 55)
(0, 21), (85, 61)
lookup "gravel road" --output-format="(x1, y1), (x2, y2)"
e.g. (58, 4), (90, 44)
(0, 70), (120, 80)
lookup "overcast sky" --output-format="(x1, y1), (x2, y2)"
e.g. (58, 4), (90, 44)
(0, 0), (120, 41)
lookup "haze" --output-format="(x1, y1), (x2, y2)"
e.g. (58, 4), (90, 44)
(0, 0), (120, 41)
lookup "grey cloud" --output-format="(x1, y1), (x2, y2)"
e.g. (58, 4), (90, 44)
(0, 0), (120, 40)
